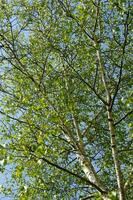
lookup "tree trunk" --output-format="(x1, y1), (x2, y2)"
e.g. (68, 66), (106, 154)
(94, 40), (125, 200)
(77, 152), (110, 199)
(107, 108), (125, 200)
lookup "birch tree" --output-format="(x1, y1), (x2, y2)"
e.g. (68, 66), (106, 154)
(0, 0), (132, 199)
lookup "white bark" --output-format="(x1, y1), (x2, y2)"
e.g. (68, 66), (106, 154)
(95, 41), (125, 200)
(107, 109), (125, 200)
(72, 115), (109, 198)
(77, 152), (110, 197)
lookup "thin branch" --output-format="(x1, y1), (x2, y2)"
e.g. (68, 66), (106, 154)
(57, 0), (94, 41)
(66, 157), (77, 167)
(39, 53), (50, 87)
(93, 0), (100, 33)
(64, 59), (108, 105)
(111, 10), (130, 109)
(0, 33), (37, 85)
(114, 110), (133, 126)
(93, 62), (99, 89)
(0, 110), (27, 124)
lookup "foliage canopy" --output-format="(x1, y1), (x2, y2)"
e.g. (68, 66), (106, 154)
(0, 0), (132, 200)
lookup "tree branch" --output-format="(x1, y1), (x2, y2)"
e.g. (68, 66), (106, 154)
(30, 152), (106, 194)
(111, 10), (130, 109)
(114, 110), (133, 126)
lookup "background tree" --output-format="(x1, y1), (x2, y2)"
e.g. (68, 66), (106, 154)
(0, 0), (132, 199)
